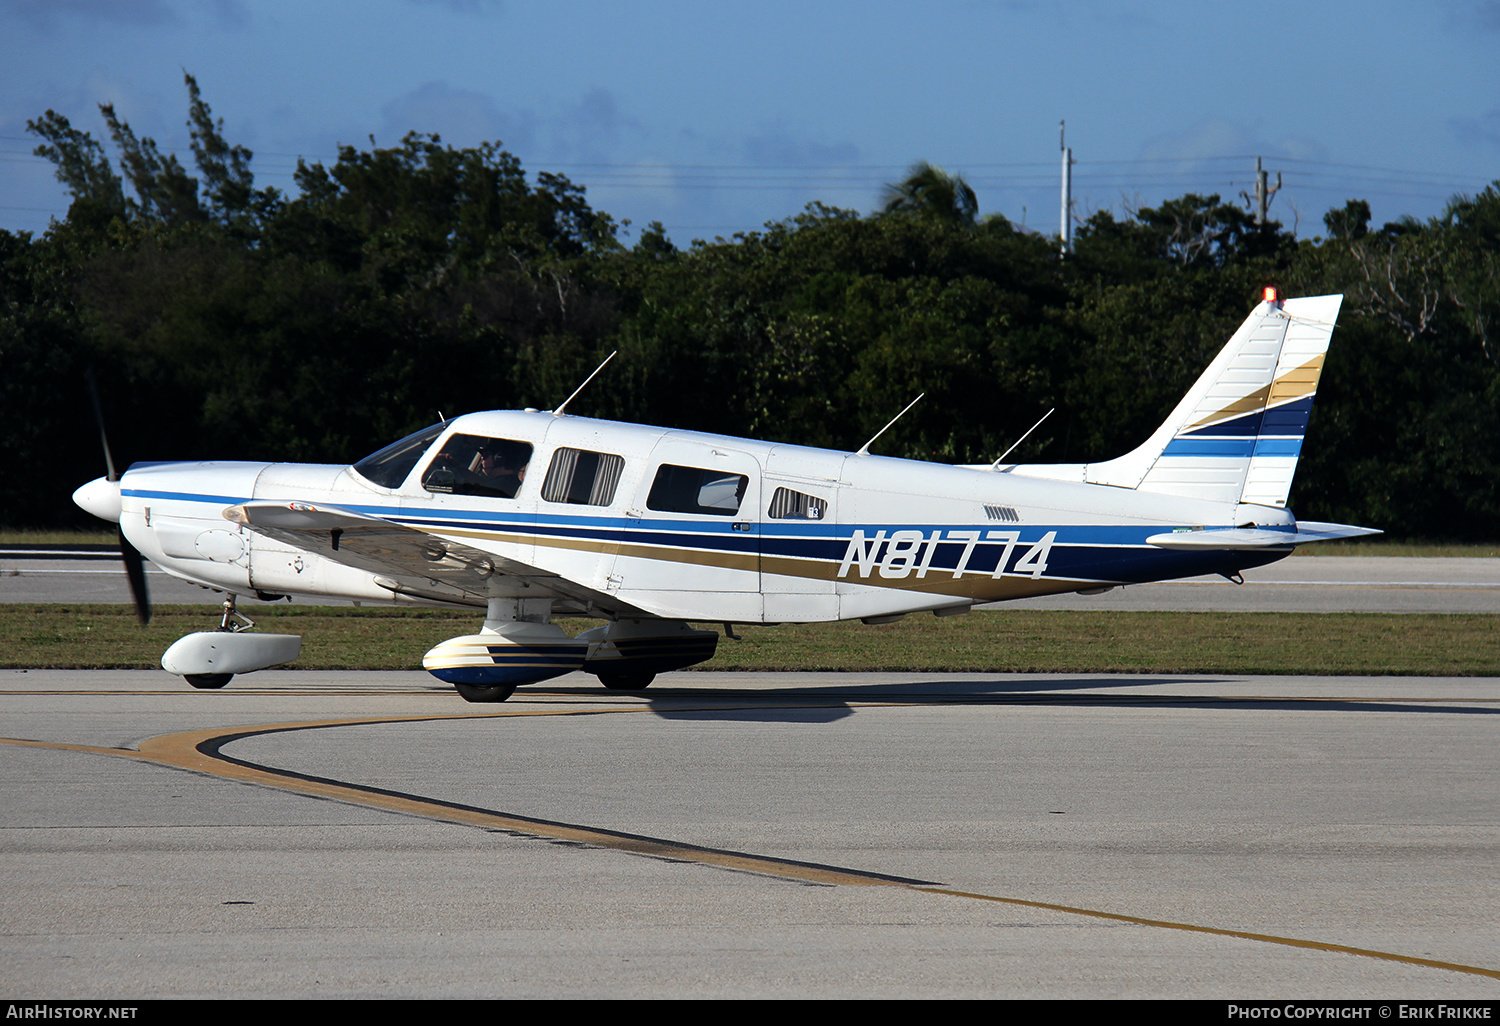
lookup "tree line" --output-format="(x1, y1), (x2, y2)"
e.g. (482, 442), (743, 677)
(2, 75), (1496, 538)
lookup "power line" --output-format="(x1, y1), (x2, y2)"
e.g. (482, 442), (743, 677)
(3, 141), (1489, 238)
(2, 137), (1484, 185)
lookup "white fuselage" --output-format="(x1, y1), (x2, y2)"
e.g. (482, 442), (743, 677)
(117, 410), (1295, 624)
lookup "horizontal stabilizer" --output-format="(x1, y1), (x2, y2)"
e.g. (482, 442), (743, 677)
(1146, 521), (1382, 550)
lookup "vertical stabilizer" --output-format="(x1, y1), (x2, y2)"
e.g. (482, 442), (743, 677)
(1140, 292), (1344, 504)
(1028, 294), (1342, 506)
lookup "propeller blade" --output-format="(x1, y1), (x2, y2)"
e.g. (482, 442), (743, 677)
(83, 367), (118, 482)
(85, 369), (148, 624)
(120, 527), (151, 626)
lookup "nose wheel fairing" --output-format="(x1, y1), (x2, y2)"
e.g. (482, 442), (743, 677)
(161, 630), (304, 678)
(160, 595), (302, 687)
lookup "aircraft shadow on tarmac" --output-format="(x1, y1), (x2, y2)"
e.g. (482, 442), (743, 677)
(544, 676), (1500, 724)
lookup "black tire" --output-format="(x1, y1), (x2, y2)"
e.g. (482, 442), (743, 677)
(454, 682), (517, 703)
(185, 673), (233, 690)
(598, 672), (655, 692)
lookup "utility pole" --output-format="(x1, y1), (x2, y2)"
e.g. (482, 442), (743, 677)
(1059, 121), (1074, 255)
(1242, 156), (1282, 225)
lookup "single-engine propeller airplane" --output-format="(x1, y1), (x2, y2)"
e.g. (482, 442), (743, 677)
(73, 289), (1376, 702)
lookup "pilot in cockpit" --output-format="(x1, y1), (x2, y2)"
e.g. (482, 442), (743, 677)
(474, 442), (528, 497)
(424, 435), (532, 499)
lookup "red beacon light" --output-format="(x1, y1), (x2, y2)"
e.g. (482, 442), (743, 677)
(1262, 285), (1281, 307)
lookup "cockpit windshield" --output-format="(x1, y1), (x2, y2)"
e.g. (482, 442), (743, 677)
(351, 422), (446, 489)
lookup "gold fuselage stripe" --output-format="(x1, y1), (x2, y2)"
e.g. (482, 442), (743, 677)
(426, 524), (1104, 602)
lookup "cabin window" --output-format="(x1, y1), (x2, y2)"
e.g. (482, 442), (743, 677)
(768, 487), (826, 520)
(352, 422), (446, 489)
(421, 434), (534, 499)
(647, 464), (748, 516)
(541, 448), (625, 506)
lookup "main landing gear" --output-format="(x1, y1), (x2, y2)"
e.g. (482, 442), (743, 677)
(452, 683), (518, 703)
(597, 673), (656, 692)
(423, 599), (720, 703)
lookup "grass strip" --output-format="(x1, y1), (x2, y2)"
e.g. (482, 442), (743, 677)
(1288, 540), (1499, 558)
(3, 604), (1496, 676)
(0, 529), (119, 546)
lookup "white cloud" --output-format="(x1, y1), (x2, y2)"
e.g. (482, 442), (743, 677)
(742, 125), (860, 167)
(1450, 108), (1500, 149)
(379, 81), (536, 151)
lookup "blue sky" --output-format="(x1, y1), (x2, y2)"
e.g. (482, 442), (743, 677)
(2, 0), (1496, 245)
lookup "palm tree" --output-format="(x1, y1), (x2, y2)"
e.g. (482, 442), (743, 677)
(880, 162), (978, 226)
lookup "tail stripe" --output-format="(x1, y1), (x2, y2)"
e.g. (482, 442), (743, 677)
(1162, 438), (1256, 457)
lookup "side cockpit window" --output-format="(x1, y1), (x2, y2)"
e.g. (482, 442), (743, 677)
(768, 487), (826, 520)
(422, 434), (533, 499)
(352, 422), (446, 489)
(647, 464), (748, 516)
(541, 448), (625, 506)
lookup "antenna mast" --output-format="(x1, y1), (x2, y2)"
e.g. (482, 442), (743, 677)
(856, 393), (925, 457)
(992, 408), (1054, 468)
(552, 351), (616, 417)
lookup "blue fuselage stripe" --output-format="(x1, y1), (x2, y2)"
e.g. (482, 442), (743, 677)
(118, 486), (1287, 584)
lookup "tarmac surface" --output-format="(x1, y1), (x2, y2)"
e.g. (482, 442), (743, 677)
(3, 668), (1498, 999)
(4, 551), (1497, 997)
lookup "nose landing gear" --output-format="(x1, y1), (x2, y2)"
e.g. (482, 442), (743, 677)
(161, 594), (303, 690)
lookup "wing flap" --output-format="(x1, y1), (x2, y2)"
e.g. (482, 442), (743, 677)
(224, 501), (643, 615)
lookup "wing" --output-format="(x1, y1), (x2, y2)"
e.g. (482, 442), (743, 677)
(224, 500), (646, 616)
